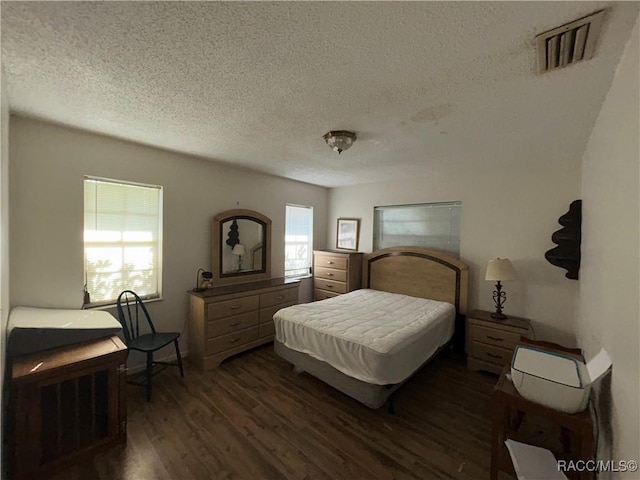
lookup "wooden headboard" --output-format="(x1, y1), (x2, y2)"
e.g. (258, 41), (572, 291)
(362, 246), (469, 314)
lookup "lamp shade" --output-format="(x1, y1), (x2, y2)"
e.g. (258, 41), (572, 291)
(232, 244), (245, 256)
(485, 258), (516, 281)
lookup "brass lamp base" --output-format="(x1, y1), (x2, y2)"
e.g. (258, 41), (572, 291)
(491, 280), (508, 320)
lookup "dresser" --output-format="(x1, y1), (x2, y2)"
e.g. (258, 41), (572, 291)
(466, 309), (533, 374)
(188, 278), (299, 370)
(313, 250), (363, 301)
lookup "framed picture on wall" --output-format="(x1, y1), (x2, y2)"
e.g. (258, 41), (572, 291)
(336, 218), (360, 251)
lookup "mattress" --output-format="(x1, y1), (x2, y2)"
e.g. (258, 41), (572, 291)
(273, 289), (455, 385)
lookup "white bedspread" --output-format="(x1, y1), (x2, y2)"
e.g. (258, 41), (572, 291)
(273, 289), (455, 385)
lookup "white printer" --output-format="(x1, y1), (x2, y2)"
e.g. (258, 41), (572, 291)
(511, 344), (611, 414)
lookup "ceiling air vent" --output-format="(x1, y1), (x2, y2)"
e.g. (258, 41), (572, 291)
(536, 10), (605, 74)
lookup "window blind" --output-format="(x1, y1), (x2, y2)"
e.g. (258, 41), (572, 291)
(84, 177), (163, 306)
(284, 205), (313, 277)
(373, 202), (461, 256)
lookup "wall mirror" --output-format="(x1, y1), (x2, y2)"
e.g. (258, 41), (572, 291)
(211, 209), (272, 286)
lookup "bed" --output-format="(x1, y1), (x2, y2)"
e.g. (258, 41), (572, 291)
(273, 246), (469, 410)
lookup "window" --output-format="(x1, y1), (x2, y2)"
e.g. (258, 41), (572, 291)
(84, 177), (163, 306)
(284, 204), (313, 277)
(373, 201), (461, 256)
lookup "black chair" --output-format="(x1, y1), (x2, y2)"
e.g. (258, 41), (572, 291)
(116, 290), (184, 401)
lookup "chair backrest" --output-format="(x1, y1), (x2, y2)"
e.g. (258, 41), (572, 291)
(116, 290), (156, 345)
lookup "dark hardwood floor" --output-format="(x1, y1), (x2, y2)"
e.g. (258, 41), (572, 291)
(50, 346), (502, 480)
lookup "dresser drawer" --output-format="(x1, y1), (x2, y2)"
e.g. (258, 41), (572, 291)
(314, 278), (347, 294)
(260, 288), (298, 308)
(207, 311), (259, 337)
(207, 295), (259, 320)
(471, 324), (522, 349)
(259, 302), (296, 324)
(314, 254), (348, 270)
(206, 326), (259, 355)
(314, 289), (341, 301)
(471, 341), (513, 365)
(314, 267), (347, 283)
(259, 321), (276, 338)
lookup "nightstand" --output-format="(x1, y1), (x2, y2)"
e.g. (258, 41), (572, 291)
(466, 309), (533, 374)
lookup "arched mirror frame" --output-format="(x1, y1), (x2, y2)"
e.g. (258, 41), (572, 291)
(211, 209), (272, 286)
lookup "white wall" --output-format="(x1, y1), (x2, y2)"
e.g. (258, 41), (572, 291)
(577, 16), (639, 475)
(329, 154), (581, 344)
(0, 63), (10, 477)
(9, 117), (328, 368)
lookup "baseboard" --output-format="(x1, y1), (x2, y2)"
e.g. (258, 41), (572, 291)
(125, 350), (188, 375)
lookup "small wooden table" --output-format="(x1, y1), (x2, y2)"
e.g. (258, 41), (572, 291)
(491, 366), (595, 480)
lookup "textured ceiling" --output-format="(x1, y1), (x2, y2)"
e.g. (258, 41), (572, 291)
(1, 2), (638, 187)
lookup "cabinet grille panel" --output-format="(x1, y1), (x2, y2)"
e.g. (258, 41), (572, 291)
(39, 370), (111, 466)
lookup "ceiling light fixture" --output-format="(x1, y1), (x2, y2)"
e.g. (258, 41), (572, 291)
(323, 130), (357, 154)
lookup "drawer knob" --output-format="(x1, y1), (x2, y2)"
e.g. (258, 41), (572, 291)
(229, 337), (241, 344)
(276, 295), (284, 300)
(230, 321), (241, 326)
(486, 335), (503, 341)
(327, 261), (334, 264)
(230, 305), (241, 310)
(326, 284), (334, 288)
(486, 352), (502, 359)
(326, 273), (334, 277)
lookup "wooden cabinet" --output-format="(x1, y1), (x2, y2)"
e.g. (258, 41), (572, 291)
(313, 250), (363, 301)
(189, 278), (299, 370)
(8, 336), (128, 479)
(466, 309), (533, 374)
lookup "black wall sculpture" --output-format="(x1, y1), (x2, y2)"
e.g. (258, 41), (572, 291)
(225, 219), (240, 249)
(545, 200), (582, 280)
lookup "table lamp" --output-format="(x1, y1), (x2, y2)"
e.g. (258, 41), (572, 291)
(232, 244), (245, 272)
(193, 268), (213, 292)
(485, 258), (516, 319)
